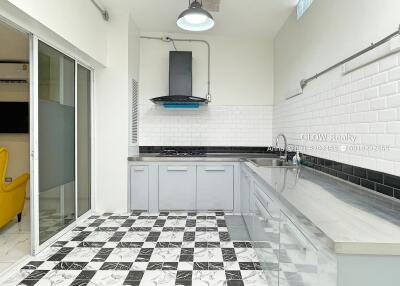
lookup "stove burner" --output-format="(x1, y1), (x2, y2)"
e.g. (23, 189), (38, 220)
(159, 149), (206, 157)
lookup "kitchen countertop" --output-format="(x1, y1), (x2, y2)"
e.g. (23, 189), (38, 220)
(245, 162), (400, 255)
(128, 153), (400, 255)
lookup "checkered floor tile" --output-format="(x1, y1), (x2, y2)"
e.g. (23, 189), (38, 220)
(3, 212), (268, 286)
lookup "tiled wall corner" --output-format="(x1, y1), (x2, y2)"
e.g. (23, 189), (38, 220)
(273, 51), (400, 176)
(139, 105), (273, 147)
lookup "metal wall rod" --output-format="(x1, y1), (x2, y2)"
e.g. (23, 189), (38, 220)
(140, 36), (212, 101)
(90, 0), (109, 21)
(300, 25), (400, 90)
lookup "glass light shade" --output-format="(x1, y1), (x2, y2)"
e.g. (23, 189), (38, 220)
(184, 13), (208, 24)
(177, 1), (215, 31)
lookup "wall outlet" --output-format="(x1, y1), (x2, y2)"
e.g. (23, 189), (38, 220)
(5, 177), (12, 183)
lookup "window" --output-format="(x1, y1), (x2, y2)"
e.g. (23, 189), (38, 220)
(297, 0), (313, 19)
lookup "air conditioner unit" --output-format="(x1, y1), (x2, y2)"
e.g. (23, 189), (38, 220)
(0, 63), (29, 82)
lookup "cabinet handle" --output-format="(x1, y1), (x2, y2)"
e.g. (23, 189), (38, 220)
(133, 167), (145, 172)
(281, 211), (318, 252)
(204, 167), (226, 171)
(254, 185), (273, 203)
(255, 197), (272, 221)
(167, 167), (188, 171)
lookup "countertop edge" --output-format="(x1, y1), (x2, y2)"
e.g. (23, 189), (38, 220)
(244, 161), (400, 256)
(335, 242), (400, 256)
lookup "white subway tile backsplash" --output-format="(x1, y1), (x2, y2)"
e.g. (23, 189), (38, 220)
(379, 82), (398, 96)
(378, 109), (397, 121)
(351, 91), (364, 102)
(364, 87), (379, 99)
(371, 72), (388, 86)
(274, 52), (400, 176)
(387, 121), (400, 133)
(379, 54), (398, 71)
(377, 134), (395, 146)
(369, 122), (386, 133)
(364, 63), (380, 77)
(387, 94), (400, 107)
(388, 66), (400, 81)
(376, 159), (395, 175)
(369, 97), (386, 110)
(139, 104), (273, 146)
(355, 101), (370, 112)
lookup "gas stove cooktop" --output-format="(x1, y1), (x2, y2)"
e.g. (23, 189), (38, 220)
(159, 149), (207, 157)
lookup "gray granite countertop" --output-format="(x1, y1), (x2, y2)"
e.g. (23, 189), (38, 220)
(128, 154), (400, 255)
(245, 162), (400, 255)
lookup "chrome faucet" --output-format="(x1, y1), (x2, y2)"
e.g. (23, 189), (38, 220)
(275, 133), (288, 161)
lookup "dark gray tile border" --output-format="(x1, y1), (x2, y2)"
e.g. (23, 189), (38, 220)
(301, 154), (400, 201)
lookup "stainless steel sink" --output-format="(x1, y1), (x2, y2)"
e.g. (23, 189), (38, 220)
(248, 158), (296, 168)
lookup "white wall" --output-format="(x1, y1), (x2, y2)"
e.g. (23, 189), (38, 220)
(5, 0), (108, 65)
(0, 21), (30, 195)
(140, 32), (273, 106)
(274, 0), (400, 102)
(274, 0), (400, 176)
(139, 32), (274, 146)
(94, 8), (140, 212)
(128, 14), (140, 156)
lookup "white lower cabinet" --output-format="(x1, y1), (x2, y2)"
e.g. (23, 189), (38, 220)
(130, 162), (236, 211)
(197, 165), (234, 210)
(240, 168), (252, 227)
(130, 165), (149, 210)
(159, 165), (196, 210)
(241, 164), (327, 286)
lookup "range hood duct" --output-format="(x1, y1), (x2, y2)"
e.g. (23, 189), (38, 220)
(150, 51), (208, 107)
(142, 36), (211, 107)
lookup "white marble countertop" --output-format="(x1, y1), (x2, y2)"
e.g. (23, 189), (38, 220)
(245, 162), (400, 255)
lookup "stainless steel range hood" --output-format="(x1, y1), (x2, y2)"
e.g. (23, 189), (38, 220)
(150, 51), (208, 108)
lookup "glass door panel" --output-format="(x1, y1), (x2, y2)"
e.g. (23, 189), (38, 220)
(77, 65), (91, 217)
(38, 41), (76, 244)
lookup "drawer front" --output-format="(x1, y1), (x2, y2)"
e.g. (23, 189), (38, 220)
(279, 210), (319, 285)
(159, 165), (196, 210)
(197, 165), (234, 210)
(130, 165), (149, 211)
(254, 181), (280, 219)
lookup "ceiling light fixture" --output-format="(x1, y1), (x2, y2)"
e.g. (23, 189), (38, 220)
(177, 0), (215, 32)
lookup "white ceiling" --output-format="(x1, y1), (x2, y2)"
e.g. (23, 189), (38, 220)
(121, 0), (298, 39)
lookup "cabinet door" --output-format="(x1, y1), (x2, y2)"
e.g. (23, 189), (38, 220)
(279, 210), (319, 286)
(197, 165), (234, 210)
(130, 165), (149, 211)
(159, 165), (196, 210)
(240, 168), (252, 228)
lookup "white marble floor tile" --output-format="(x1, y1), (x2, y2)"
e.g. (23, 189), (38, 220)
(0, 233), (30, 262)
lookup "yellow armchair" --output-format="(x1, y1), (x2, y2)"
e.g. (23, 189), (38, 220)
(0, 147), (30, 228)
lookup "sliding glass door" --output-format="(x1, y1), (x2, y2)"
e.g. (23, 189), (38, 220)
(38, 41), (76, 244)
(77, 65), (91, 217)
(31, 38), (93, 253)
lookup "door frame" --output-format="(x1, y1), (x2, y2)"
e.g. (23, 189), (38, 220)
(0, 12), (96, 257)
(29, 39), (95, 255)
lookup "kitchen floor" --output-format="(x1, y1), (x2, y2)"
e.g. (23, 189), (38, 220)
(0, 199), (31, 274)
(2, 211), (267, 286)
